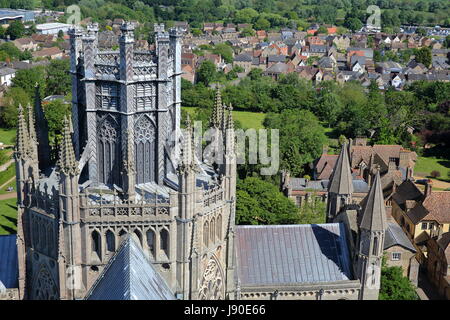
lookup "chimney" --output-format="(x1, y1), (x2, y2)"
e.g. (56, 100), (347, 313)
(406, 166), (412, 180)
(424, 181), (432, 197)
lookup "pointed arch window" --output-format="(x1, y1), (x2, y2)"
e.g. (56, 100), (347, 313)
(372, 236), (379, 256)
(91, 230), (101, 260)
(133, 229), (143, 247)
(97, 115), (120, 186)
(135, 115), (156, 184)
(216, 214), (222, 240)
(160, 229), (169, 259)
(106, 230), (115, 253)
(210, 218), (215, 245)
(118, 229), (127, 245)
(203, 221), (209, 247)
(146, 229), (155, 259)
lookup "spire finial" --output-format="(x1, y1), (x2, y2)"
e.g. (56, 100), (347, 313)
(15, 104), (29, 160)
(57, 115), (79, 176)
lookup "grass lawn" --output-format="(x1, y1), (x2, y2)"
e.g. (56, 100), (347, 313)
(415, 156), (450, 182)
(0, 127), (16, 145)
(0, 197), (17, 235)
(182, 107), (266, 130)
(0, 163), (15, 187)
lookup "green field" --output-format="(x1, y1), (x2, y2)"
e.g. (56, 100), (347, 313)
(415, 156), (450, 182)
(182, 107), (266, 130)
(0, 197), (17, 235)
(0, 163), (15, 187)
(0, 127), (16, 145)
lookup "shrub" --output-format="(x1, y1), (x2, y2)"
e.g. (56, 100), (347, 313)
(430, 170), (441, 178)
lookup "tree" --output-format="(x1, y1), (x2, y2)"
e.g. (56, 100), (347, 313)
(415, 47), (432, 68)
(0, 87), (30, 128)
(211, 43), (233, 64)
(444, 35), (450, 49)
(234, 8), (258, 24)
(236, 177), (300, 225)
(42, 99), (71, 147)
(379, 259), (418, 300)
(6, 20), (25, 40)
(316, 26), (328, 35)
(254, 17), (270, 30)
(264, 109), (327, 176)
(196, 60), (217, 86)
(12, 66), (46, 98)
(345, 17), (363, 32)
(416, 27), (427, 36)
(46, 59), (71, 96)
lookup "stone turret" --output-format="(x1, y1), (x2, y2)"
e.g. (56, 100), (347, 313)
(357, 171), (387, 300)
(57, 116), (83, 299)
(327, 142), (353, 222)
(177, 114), (198, 299)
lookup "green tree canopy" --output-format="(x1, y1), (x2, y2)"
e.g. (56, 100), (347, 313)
(197, 60), (217, 86)
(45, 59), (71, 96)
(6, 20), (25, 40)
(379, 260), (418, 300)
(236, 177), (299, 225)
(264, 109), (327, 176)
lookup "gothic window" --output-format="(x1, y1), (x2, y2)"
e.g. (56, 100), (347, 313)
(203, 221), (209, 247)
(47, 223), (54, 257)
(372, 236), (379, 256)
(160, 229), (169, 259)
(91, 230), (101, 261)
(198, 258), (224, 300)
(135, 115), (156, 184)
(32, 265), (58, 300)
(216, 214), (222, 240)
(146, 229), (155, 259)
(98, 115), (121, 186)
(133, 229), (143, 247)
(106, 230), (115, 253)
(32, 218), (39, 249)
(119, 229), (127, 244)
(39, 223), (46, 253)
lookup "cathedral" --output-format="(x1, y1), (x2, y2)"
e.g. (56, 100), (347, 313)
(9, 22), (390, 300)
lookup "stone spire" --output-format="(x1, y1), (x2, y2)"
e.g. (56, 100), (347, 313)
(57, 116), (79, 176)
(360, 171), (387, 232)
(179, 114), (198, 173)
(225, 104), (235, 154)
(328, 142), (353, 195)
(15, 104), (29, 160)
(27, 103), (38, 159)
(210, 87), (223, 128)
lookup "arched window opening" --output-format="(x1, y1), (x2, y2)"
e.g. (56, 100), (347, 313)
(372, 236), (379, 256)
(203, 221), (209, 247)
(216, 214), (222, 240)
(133, 229), (143, 247)
(210, 218), (215, 245)
(118, 229), (127, 244)
(106, 230), (115, 253)
(91, 230), (101, 260)
(135, 115), (156, 184)
(160, 229), (169, 259)
(146, 229), (155, 259)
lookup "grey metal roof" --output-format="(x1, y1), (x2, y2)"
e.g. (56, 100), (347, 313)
(0, 234), (18, 289)
(235, 223), (353, 287)
(290, 178), (368, 194)
(384, 222), (416, 252)
(86, 236), (175, 300)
